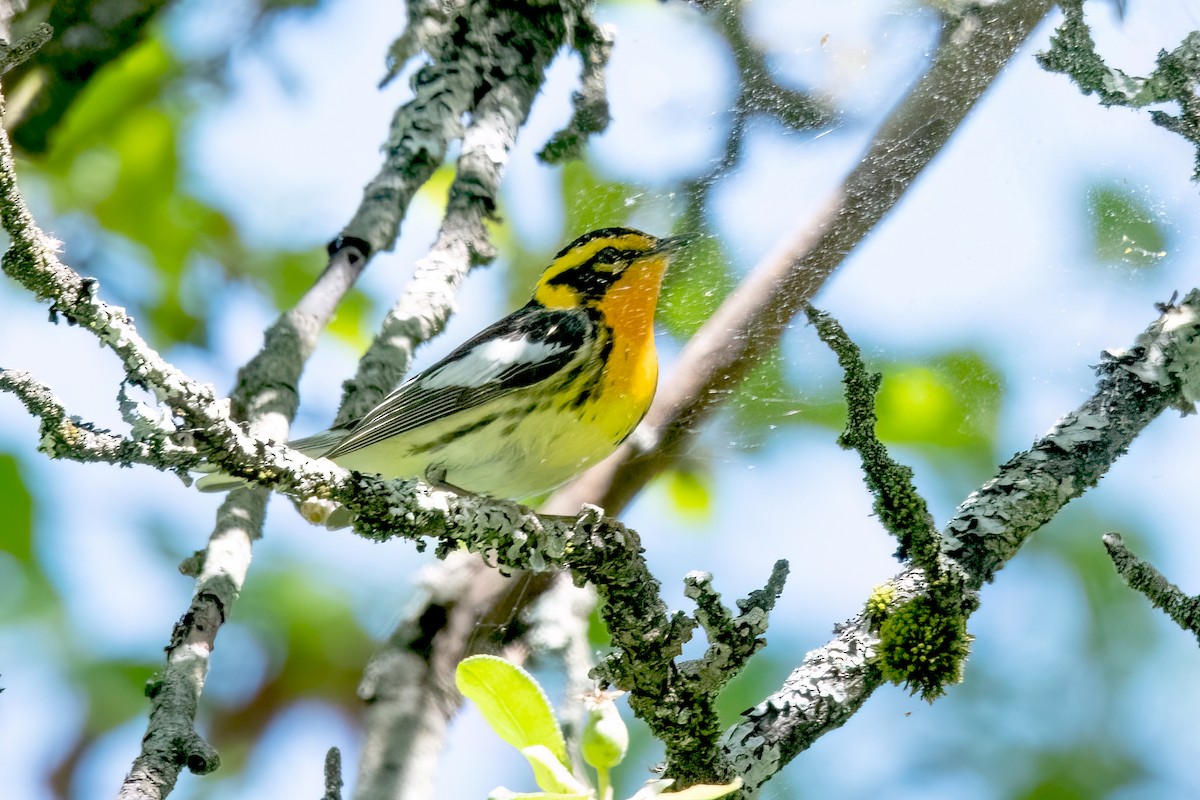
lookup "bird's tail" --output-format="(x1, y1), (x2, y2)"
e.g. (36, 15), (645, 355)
(194, 428), (349, 493)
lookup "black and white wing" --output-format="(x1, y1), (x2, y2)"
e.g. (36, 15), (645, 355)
(322, 305), (593, 458)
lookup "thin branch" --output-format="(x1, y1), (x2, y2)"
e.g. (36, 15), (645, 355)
(681, 561), (788, 692)
(539, 10), (613, 163)
(804, 306), (939, 571)
(715, 0), (832, 132)
(1037, 1), (1200, 178)
(1103, 532), (1200, 644)
(0, 22), (52, 75)
(0, 368), (197, 471)
(722, 290), (1200, 795)
(336, 68), (532, 423)
(0, 108), (236, 442)
(323, 747), (344, 800)
(545, 0), (1055, 517)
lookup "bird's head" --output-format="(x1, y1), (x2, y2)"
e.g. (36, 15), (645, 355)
(532, 227), (689, 312)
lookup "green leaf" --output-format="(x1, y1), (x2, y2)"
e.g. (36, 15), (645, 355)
(456, 655), (569, 770)
(1087, 184), (1168, 268)
(629, 777), (743, 800)
(489, 789), (591, 800)
(659, 778), (742, 799)
(519, 744), (592, 795)
(43, 39), (178, 167)
(662, 468), (713, 521)
(874, 351), (1001, 452)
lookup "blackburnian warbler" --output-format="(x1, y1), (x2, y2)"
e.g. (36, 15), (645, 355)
(198, 227), (687, 498)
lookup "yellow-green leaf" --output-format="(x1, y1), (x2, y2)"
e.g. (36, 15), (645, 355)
(456, 655), (569, 769)
(519, 744), (591, 795)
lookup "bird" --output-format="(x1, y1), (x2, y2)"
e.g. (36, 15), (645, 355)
(197, 227), (688, 498)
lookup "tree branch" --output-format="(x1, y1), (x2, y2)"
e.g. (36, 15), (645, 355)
(1037, 0), (1200, 178)
(337, 64), (535, 424)
(322, 747), (344, 800)
(0, 368), (196, 471)
(721, 290), (1200, 795)
(0, 22), (51, 75)
(804, 306), (939, 570)
(1103, 532), (1200, 644)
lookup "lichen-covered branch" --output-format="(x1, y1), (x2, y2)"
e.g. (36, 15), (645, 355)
(804, 306), (939, 570)
(0, 22), (52, 75)
(322, 747), (344, 800)
(0, 368), (197, 471)
(682, 561), (788, 693)
(1103, 532), (1200, 644)
(947, 293), (1200, 583)
(337, 59), (541, 423)
(538, 10), (613, 163)
(801, 306), (973, 704)
(721, 290), (1200, 796)
(1037, 0), (1200, 179)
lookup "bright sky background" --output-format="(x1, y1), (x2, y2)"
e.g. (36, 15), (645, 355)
(4, 0), (1200, 798)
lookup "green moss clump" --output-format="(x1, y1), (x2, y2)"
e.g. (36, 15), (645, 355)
(866, 583), (898, 625)
(876, 594), (971, 701)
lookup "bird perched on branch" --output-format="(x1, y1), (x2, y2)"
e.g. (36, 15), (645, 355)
(198, 227), (688, 498)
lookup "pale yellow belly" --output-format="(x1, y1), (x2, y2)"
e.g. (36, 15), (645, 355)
(328, 399), (633, 499)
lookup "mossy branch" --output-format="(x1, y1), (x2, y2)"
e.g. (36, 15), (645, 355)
(1103, 532), (1200, 644)
(1037, 0), (1200, 179)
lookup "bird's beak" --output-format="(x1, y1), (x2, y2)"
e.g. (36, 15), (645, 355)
(652, 233), (694, 255)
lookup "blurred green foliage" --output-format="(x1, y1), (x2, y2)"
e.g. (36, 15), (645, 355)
(0, 454), (33, 562)
(561, 160), (637, 241)
(22, 35), (372, 349)
(662, 467), (714, 521)
(1087, 184), (1168, 268)
(658, 229), (734, 340)
(501, 162), (640, 309)
(876, 351), (1002, 459)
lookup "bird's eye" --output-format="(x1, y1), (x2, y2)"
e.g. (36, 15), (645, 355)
(595, 246), (621, 265)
